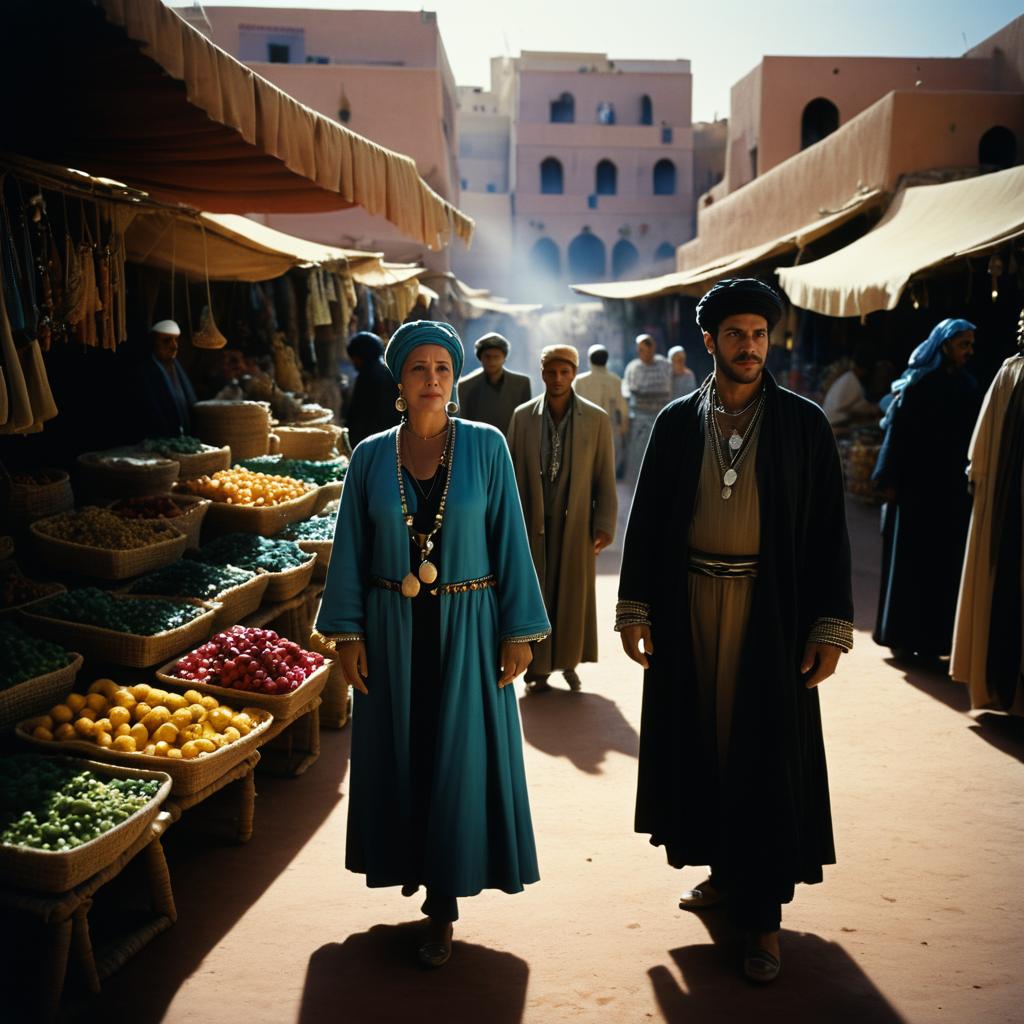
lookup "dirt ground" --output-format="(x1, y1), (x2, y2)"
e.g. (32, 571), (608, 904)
(63, 493), (1024, 1023)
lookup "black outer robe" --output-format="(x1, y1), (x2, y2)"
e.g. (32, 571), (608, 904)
(346, 357), (401, 447)
(618, 373), (853, 888)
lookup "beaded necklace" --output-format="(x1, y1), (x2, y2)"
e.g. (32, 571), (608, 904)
(706, 381), (765, 499)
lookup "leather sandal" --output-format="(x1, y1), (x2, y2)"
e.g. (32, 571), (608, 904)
(417, 923), (453, 969)
(678, 878), (726, 909)
(743, 939), (781, 983)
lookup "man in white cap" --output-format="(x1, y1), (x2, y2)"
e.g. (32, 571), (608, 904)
(137, 318), (197, 438)
(457, 332), (532, 433)
(622, 334), (672, 486)
(507, 344), (618, 693)
(574, 344), (629, 479)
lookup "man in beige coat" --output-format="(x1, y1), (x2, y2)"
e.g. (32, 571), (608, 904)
(507, 344), (618, 692)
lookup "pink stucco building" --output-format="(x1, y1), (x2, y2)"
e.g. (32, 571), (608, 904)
(453, 52), (695, 302)
(194, 6), (462, 271)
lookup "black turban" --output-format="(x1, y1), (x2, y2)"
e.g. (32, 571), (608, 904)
(347, 331), (384, 361)
(695, 278), (783, 337)
(474, 332), (510, 357)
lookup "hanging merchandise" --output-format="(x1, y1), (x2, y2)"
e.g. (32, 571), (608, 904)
(0, 271), (33, 435)
(191, 222), (227, 349)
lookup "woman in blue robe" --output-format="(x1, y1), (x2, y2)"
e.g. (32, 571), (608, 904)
(313, 321), (549, 968)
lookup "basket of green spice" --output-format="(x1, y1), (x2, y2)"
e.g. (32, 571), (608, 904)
(0, 623), (83, 730)
(0, 755), (171, 891)
(190, 534), (316, 603)
(21, 590), (218, 668)
(140, 436), (232, 480)
(279, 510), (337, 581)
(126, 561), (269, 631)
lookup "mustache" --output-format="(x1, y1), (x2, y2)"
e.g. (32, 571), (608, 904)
(733, 354), (762, 364)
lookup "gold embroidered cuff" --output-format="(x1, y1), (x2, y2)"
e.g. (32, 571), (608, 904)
(615, 599), (651, 632)
(502, 630), (551, 644)
(808, 617), (854, 652)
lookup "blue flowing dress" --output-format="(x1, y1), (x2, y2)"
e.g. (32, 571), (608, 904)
(316, 420), (550, 897)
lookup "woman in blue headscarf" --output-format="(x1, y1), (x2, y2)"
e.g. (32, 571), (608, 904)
(872, 318), (980, 658)
(313, 321), (549, 968)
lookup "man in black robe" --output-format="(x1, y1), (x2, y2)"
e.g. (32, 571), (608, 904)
(617, 278), (853, 983)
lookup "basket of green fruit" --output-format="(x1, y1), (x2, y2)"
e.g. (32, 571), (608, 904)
(190, 534), (316, 603)
(140, 436), (232, 480)
(108, 494), (211, 550)
(278, 510), (337, 581)
(0, 623), (83, 730)
(126, 561), (269, 632)
(0, 755), (171, 891)
(31, 508), (188, 581)
(21, 589), (218, 668)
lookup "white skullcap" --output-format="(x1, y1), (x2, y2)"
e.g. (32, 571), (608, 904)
(151, 319), (181, 336)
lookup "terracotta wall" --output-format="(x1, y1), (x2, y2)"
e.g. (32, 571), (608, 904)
(966, 14), (1024, 90)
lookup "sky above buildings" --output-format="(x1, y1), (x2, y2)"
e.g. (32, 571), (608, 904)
(178, 1), (1021, 121)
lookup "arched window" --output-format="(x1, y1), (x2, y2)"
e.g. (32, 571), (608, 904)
(568, 231), (606, 280)
(595, 159), (617, 196)
(540, 157), (564, 195)
(640, 94), (653, 126)
(611, 239), (640, 279)
(529, 237), (561, 278)
(550, 92), (575, 123)
(801, 98), (839, 150)
(978, 125), (1017, 169)
(653, 241), (676, 261)
(653, 159), (676, 195)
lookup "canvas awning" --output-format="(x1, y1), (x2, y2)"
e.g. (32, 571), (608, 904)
(777, 166), (1024, 317)
(571, 190), (885, 301)
(4, 0), (472, 251)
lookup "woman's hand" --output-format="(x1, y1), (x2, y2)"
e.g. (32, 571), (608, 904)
(337, 639), (369, 694)
(498, 642), (532, 688)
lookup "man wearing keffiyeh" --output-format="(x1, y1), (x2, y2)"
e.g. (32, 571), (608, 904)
(507, 344), (618, 693)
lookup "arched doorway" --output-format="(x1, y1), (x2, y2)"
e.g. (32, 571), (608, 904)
(978, 125), (1018, 169)
(568, 231), (606, 280)
(653, 159), (676, 195)
(529, 237), (561, 278)
(640, 94), (653, 125)
(595, 159), (617, 195)
(801, 98), (839, 149)
(550, 93), (574, 124)
(540, 157), (564, 195)
(611, 239), (640, 279)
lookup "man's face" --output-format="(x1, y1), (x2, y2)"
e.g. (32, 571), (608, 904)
(944, 330), (975, 370)
(542, 359), (576, 398)
(705, 314), (769, 386)
(479, 348), (506, 378)
(152, 332), (178, 362)
(637, 338), (655, 364)
(671, 351), (687, 374)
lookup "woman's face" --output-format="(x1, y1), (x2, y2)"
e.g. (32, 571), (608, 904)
(944, 330), (975, 370)
(399, 344), (454, 413)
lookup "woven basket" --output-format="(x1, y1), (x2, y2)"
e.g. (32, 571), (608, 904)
(268, 433), (280, 455)
(3, 470), (74, 527)
(311, 480), (343, 515)
(209, 572), (270, 630)
(274, 425), (341, 461)
(76, 452), (180, 499)
(0, 653), (83, 730)
(0, 758), (172, 892)
(193, 401), (271, 462)
(156, 658), (329, 728)
(193, 487), (320, 538)
(0, 577), (66, 616)
(261, 554), (316, 603)
(21, 598), (219, 669)
(320, 658), (351, 729)
(296, 539), (332, 582)
(163, 445), (232, 480)
(108, 495), (210, 551)
(31, 517), (188, 581)
(15, 711), (272, 797)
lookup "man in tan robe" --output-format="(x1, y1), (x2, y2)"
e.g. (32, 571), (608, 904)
(508, 344), (617, 692)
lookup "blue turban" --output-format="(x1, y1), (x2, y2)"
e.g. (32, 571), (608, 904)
(878, 317), (975, 429)
(384, 320), (464, 382)
(695, 277), (784, 336)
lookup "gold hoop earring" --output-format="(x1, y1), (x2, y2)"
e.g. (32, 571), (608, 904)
(446, 401), (458, 415)
(395, 395), (408, 413)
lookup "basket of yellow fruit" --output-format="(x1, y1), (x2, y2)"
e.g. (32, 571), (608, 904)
(175, 468), (318, 537)
(31, 508), (188, 580)
(16, 680), (274, 797)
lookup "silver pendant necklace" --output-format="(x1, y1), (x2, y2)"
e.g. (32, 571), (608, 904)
(707, 382), (764, 499)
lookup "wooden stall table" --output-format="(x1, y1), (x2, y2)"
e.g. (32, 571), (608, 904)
(162, 751), (260, 844)
(0, 811), (176, 1021)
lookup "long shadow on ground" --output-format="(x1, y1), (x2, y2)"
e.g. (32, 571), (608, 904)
(518, 688), (638, 774)
(650, 908), (906, 1023)
(299, 922), (529, 1024)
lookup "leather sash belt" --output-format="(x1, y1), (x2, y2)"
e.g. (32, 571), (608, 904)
(370, 574), (496, 597)
(687, 549), (759, 579)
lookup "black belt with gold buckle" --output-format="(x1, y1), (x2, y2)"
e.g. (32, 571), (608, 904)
(370, 574), (496, 597)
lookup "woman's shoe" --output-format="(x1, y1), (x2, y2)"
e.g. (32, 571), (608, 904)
(417, 922), (453, 968)
(678, 878), (726, 909)
(743, 934), (781, 983)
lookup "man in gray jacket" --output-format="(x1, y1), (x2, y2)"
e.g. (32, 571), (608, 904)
(457, 332), (532, 433)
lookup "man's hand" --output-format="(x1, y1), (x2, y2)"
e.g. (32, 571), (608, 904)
(594, 530), (613, 555)
(620, 624), (654, 669)
(801, 642), (841, 689)
(337, 639), (369, 694)
(498, 642), (532, 688)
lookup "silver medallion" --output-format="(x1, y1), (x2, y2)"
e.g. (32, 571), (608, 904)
(723, 468), (738, 486)
(721, 485), (733, 500)
(728, 432), (742, 451)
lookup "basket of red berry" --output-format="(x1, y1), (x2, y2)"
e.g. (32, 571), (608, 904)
(155, 625), (329, 726)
